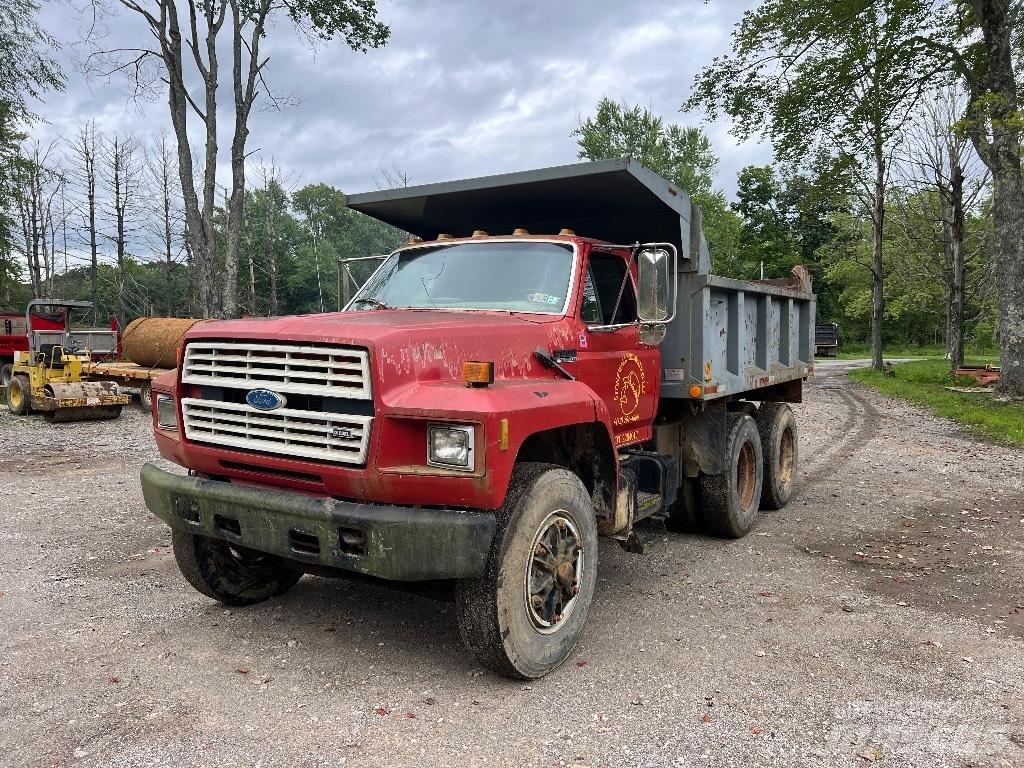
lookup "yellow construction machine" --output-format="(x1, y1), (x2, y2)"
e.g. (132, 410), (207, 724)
(5, 299), (130, 423)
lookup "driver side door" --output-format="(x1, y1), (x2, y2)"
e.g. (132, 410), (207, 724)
(566, 248), (660, 448)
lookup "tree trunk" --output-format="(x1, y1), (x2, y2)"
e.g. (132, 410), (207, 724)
(948, 158), (965, 372)
(962, 0), (1024, 396)
(266, 185), (277, 315)
(870, 151), (885, 371)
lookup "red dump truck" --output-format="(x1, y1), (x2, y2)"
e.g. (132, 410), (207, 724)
(141, 159), (815, 678)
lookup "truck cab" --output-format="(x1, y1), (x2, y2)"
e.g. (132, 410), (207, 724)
(141, 159), (814, 679)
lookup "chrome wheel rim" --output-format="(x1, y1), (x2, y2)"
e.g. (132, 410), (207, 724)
(524, 511), (584, 634)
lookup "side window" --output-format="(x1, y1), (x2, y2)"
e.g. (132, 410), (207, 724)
(584, 252), (637, 325)
(580, 269), (603, 324)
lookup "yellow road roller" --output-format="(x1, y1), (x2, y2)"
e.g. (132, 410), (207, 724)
(6, 299), (130, 423)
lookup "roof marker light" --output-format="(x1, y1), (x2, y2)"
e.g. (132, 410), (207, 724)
(512, 228), (529, 235)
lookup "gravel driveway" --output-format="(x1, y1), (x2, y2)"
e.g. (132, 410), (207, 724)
(1, 364), (1022, 768)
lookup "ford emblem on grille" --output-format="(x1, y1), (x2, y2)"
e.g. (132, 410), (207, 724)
(246, 388), (286, 411)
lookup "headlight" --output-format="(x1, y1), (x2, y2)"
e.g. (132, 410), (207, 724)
(156, 394), (178, 430)
(428, 424), (474, 469)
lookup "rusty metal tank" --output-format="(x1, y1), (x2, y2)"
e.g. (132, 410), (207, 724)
(121, 317), (206, 369)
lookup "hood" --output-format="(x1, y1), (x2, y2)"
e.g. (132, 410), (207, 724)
(185, 309), (580, 383)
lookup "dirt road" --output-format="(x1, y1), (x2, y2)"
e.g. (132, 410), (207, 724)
(1, 365), (1022, 768)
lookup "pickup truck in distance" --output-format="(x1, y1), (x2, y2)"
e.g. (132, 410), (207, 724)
(141, 159), (815, 679)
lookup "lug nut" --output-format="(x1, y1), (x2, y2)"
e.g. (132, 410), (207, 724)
(531, 595), (543, 608)
(535, 544), (547, 556)
(571, 583), (580, 596)
(556, 519), (566, 530)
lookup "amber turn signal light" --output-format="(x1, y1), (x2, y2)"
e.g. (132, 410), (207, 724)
(463, 361), (495, 387)
(688, 384), (703, 398)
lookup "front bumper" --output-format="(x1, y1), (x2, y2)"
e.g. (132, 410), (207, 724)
(140, 463), (496, 581)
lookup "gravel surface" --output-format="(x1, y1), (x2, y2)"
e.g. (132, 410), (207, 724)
(1, 363), (1022, 768)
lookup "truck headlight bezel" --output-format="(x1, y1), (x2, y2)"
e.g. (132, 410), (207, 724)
(156, 394), (178, 430)
(427, 423), (474, 469)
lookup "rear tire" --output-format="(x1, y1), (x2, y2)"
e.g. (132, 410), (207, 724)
(699, 413), (763, 538)
(138, 381), (153, 412)
(171, 531), (302, 606)
(755, 403), (798, 510)
(455, 463), (598, 679)
(7, 374), (30, 416)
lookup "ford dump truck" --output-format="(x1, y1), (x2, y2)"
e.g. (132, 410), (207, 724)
(140, 158), (814, 679)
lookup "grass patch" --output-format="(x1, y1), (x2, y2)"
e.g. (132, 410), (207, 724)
(834, 343), (997, 360)
(848, 357), (1023, 445)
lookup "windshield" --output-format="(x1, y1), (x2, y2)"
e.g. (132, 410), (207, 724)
(349, 241), (575, 313)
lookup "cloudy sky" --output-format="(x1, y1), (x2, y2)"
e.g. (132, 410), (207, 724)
(36, 0), (768, 200)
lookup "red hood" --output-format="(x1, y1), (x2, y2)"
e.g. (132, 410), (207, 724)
(184, 309), (580, 384)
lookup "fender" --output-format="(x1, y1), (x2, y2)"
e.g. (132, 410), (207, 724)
(377, 377), (617, 509)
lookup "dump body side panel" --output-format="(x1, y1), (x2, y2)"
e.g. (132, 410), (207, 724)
(660, 273), (815, 400)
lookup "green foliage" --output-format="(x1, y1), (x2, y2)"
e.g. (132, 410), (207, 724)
(0, 0), (64, 123)
(280, 0), (389, 49)
(850, 358), (1024, 445)
(573, 98), (744, 273)
(688, 0), (937, 163)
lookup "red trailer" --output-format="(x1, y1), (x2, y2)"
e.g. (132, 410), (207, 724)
(1, 304), (118, 388)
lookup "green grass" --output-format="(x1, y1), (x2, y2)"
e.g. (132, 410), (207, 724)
(835, 343), (969, 360)
(848, 357), (1024, 445)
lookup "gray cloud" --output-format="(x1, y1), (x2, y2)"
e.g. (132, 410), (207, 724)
(35, 0), (769, 200)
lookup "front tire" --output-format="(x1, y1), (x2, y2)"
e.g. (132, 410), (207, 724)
(755, 403), (798, 510)
(699, 413), (764, 538)
(455, 463), (598, 679)
(7, 374), (30, 416)
(171, 531), (302, 606)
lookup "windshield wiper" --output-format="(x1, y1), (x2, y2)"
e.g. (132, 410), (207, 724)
(351, 297), (392, 310)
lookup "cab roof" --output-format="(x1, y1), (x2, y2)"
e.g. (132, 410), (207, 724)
(347, 158), (709, 267)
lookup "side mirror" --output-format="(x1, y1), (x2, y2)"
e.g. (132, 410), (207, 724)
(636, 247), (671, 323)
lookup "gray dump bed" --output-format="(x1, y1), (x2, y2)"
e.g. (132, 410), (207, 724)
(349, 158), (815, 401)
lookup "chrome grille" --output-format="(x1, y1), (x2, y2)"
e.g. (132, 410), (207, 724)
(182, 341), (371, 400)
(182, 398), (372, 465)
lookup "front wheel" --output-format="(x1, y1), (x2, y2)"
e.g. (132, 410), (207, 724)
(171, 531), (303, 606)
(7, 374), (31, 416)
(455, 463), (598, 679)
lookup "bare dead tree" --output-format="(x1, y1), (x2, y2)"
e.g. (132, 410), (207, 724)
(145, 131), (185, 315)
(68, 121), (104, 324)
(372, 163), (410, 190)
(102, 135), (142, 329)
(90, 0), (388, 319)
(896, 86), (991, 370)
(14, 140), (63, 298)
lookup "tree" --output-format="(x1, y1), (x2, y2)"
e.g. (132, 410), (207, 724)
(251, 160), (296, 315)
(292, 183), (348, 313)
(916, 1), (1024, 394)
(1, 0), (63, 276)
(897, 87), (990, 370)
(573, 98), (742, 270)
(102, 135), (142, 329)
(13, 140), (63, 298)
(96, 0), (389, 319)
(145, 132), (184, 316)
(689, 1), (939, 370)
(68, 121), (104, 323)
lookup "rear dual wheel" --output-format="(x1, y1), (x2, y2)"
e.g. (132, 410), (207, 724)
(699, 413), (764, 538)
(755, 403), (798, 510)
